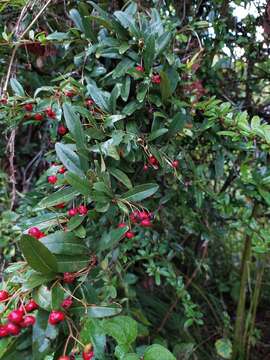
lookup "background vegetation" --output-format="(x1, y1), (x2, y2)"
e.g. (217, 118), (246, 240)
(1, 0), (270, 359)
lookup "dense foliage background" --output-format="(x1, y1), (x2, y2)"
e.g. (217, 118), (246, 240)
(1, 0), (270, 359)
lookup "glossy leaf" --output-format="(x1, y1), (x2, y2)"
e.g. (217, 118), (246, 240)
(120, 183), (159, 202)
(20, 235), (58, 274)
(40, 231), (89, 255)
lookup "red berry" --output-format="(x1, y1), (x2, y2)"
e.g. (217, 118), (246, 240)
(118, 222), (127, 228)
(45, 108), (56, 119)
(24, 103), (33, 111)
(0, 290), (9, 302)
(148, 156), (158, 166)
(28, 227), (42, 239)
(85, 99), (94, 107)
(20, 315), (36, 327)
(48, 175), (58, 184)
(0, 325), (8, 337)
(151, 74), (161, 84)
(172, 160), (179, 168)
(138, 211), (150, 220)
(58, 356), (70, 360)
(58, 166), (66, 174)
(77, 205), (88, 215)
(58, 125), (68, 135)
(55, 203), (66, 209)
(125, 231), (135, 239)
(63, 272), (75, 284)
(68, 208), (78, 217)
(135, 65), (144, 72)
(34, 113), (43, 121)
(8, 309), (24, 324)
(1, 98), (7, 104)
(48, 310), (65, 325)
(6, 322), (21, 336)
(140, 219), (152, 227)
(61, 296), (73, 310)
(65, 91), (74, 97)
(82, 350), (94, 360)
(143, 164), (148, 171)
(25, 299), (39, 312)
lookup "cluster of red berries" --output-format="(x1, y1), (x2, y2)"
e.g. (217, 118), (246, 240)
(23, 103), (56, 121)
(130, 210), (153, 227)
(28, 227), (45, 239)
(0, 296), (38, 338)
(47, 165), (67, 184)
(144, 156), (179, 171)
(151, 74), (161, 84)
(58, 347), (94, 360)
(118, 223), (135, 239)
(63, 272), (76, 284)
(68, 205), (88, 217)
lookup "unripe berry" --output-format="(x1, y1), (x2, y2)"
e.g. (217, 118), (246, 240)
(0, 325), (8, 337)
(48, 175), (57, 184)
(0, 290), (9, 302)
(63, 272), (75, 284)
(61, 296), (73, 309)
(8, 309), (24, 324)
(58, 125), (68, 135)
(20, 315), (36, 327)
(68, 208), (78, 217)
(6, 322), (20, 336)
(34, 113), (43, 121)
(25, 299), (39, 312)
(24, 103), (33, 111)
(77, 205), (88, 215)
(48, 310), (65, 325)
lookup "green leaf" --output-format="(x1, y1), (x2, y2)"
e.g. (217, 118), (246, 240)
(110, 168), (133, 189)
(67, 214), (85, 231)
(40, 231), (89, 255)
(160, 70), (172, 101)
(156, 32), (171, 55)
(105, 115), (126, 128)
(80, 319), (106, 358)
(120, 183), (159, 202)
(51, 285), (65, 310)
(65, 172), (91, 196)
(113, 57), (135, 79)
(144, 345), (176, 360)
(215, 338), (232, 359)
(20, 235), (58, 274)
(148, 128), (168, 141)
(71, 304), (122, 318)
(136, 82), (148, 103)
(23, 272), (56, 291)
(123, 100), (142, 115)
(33, 310), (59, 360)
(69, 8), (84, 31)
(33, 285), (52, 311)
(87, 83), (110, 112)
(38, 187), (79, 209)
(10, 78), (25, 96)
(63, 102), (86, 150)
(103, 316), (137, 345)
(56, 254), (89, 272)
(22, 213), (66, 231)
(55, 143), (84, 176)
(123, 354), (140, 360)
(121, 76), (131, 101)
(143, 35), (155, 73)
(99, 226), (128, 251)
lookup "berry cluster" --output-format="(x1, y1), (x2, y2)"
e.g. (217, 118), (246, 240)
(23, 104), (56, 121)
(130, 210), (153, 228)
(0, 297), (38, 338)
(68, 205), (88, 217)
